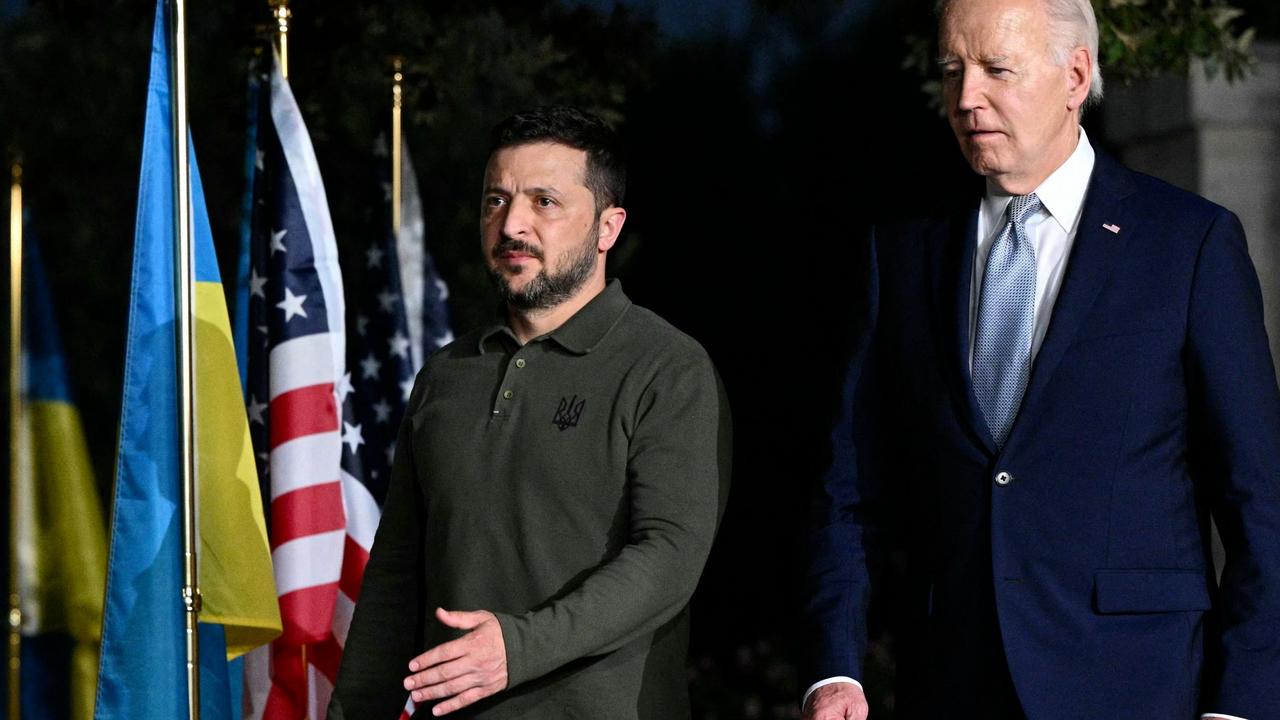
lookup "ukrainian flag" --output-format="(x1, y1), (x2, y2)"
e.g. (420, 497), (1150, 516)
(94, 1), (281, 717)
(14, 225), (107, 720)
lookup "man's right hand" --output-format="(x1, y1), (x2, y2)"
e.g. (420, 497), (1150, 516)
(803, 682), (869, 720)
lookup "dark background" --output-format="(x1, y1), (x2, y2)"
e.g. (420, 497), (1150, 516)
(2, 1), (1278, 717)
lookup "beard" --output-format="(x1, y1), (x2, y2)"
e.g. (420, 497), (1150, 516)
(488, 221), (599, 311)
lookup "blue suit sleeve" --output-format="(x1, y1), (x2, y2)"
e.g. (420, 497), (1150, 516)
(1185, 209), (1280, 718)
(803, 230), (886, 686)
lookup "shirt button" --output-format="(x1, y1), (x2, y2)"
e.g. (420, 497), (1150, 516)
(995, 471), (1012, 486)
(515, 358), (526, 368)
(502, 390), (514, 400)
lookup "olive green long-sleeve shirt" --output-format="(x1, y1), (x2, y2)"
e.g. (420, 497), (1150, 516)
(328, 281), (732, 719)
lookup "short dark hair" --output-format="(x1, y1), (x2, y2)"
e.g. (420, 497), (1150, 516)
(488, 106), (626, 213)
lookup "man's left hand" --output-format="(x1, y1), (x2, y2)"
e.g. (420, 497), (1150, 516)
(403, 608), (509, 716)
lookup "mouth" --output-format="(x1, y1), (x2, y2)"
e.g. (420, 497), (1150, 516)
(493, 240), (543, 264)
(966, 129), (1003, 141)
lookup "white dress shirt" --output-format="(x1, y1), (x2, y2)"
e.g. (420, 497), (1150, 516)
(968, 128), (1094, 369)
(805, 128), (1246, 720)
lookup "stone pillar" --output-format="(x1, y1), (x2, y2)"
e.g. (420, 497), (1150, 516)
(1104, 42), (1280, 372)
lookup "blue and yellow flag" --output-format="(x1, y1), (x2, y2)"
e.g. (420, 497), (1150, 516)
(13, 225), (107, 720)
(94, 1), (281, 718)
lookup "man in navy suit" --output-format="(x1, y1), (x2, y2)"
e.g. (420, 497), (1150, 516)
(802, 0), (1280, 718)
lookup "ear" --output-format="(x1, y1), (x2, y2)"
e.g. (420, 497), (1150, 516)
(595, 206), (627, 253)
(1065, 46), (1092, 111)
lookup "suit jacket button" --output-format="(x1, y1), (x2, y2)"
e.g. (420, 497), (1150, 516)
(995, 471), (1012, 486)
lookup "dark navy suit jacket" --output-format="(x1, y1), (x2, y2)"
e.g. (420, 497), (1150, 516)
(806, 152), (1280, 719)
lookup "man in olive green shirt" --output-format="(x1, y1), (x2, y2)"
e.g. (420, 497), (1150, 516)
(328, 107), (732, 720)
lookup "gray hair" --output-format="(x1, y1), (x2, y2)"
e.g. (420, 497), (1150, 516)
(937, 0), (1104, 104)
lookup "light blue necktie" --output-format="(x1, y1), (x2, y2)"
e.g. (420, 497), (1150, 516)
(973, 193), (1041, 448)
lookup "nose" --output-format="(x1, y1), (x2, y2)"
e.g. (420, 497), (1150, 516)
(952, 68), (985, 115)
(501, 197), (533, 239)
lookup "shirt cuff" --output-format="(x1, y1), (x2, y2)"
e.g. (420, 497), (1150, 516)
(801, 680), (1242, 718)
(801, 676), (863, 709)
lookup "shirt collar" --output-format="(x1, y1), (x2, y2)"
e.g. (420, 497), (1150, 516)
(477, 279), (632, 355)
(981, 127), (1096, 235)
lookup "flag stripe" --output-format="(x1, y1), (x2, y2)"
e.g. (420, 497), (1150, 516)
(242, 645), (272, 719)
(341, 470), (381, 550)
(269, 334), (340, 399)
(309, 664), (336, 720)
(262, 686), (297, 720)
(264, 640), (305, 719)
(272, 529), (345, 595)
(269, 383), (339, 448)
(192, 277), (281, 656)
(276, 586), (340, 643)
(270, 431), (343, 499)
(338, 536), (370, 602)
(331, 591), (356, 647)
(308, 637), (343, 684)
(270, 484), (347, 549)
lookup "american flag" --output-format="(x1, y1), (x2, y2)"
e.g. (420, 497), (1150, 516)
(349, 132), (454, 495)
(381, 131), (455, 366)
(335, 131), (455, 720)
(242, 50), (349, 719)
(239, 52), (455, 715)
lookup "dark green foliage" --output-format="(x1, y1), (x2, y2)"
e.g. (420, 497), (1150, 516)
(1095, 0), (1255, 84)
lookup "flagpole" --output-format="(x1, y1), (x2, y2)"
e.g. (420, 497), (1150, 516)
(391, 57), (404, 237)
(270, 0), (290, 79)
(269, 0), (310, 698)
(167, 0), (202, 716)
(7, 159), (24, 720)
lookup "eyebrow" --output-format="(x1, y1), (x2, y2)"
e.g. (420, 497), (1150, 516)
(935, 54), (1009, 66)
(522, 186), (562, 197)
(482, 185), (564, 196)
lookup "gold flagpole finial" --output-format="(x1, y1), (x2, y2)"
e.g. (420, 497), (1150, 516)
(270, 0), (291, 79)
(391, 56), (404, 237)
(8, 157), (24, 720)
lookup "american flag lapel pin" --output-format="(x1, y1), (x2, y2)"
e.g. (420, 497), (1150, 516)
(1102, 223), (1121, 234)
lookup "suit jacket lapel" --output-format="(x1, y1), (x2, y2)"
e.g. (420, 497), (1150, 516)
(930, 205), (999, 456)
(1003, 153), (1138, 450)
